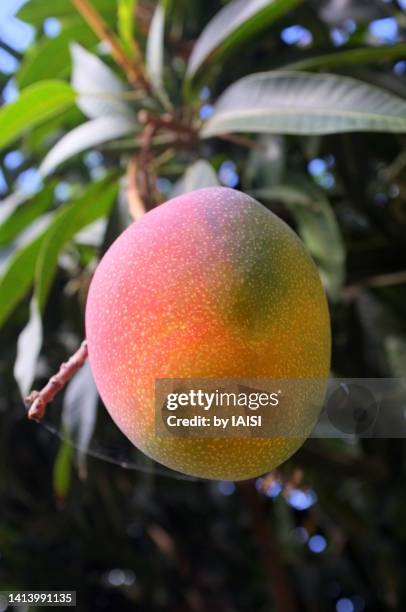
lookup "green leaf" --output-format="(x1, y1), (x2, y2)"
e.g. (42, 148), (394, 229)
(0, 192), (31, 230)
(201, 71), (406, 137)
(356, 293), (406, 379)
(146, 2), (170, 108)
(253, 181), (345, 299)
(53, 437), (73, 503)
(18, 0), (115, 25)
(284, 43), (406, 71)
(11, 178), (118, 392)
(244, 135), (285, 188)
(14, 298), (42, 396)
(0, 217), (53, 329)
(40, 115), (135, 177)
(186, 0), (303, 79)
(35, 175), (118, 311)
(62, 361), (98, 479)
(17, 22), (98, 88)
(70, 43), (134, 119)
(23, 106), (84, 154)
(118, 0), (137, 56)
(0, 177), (117, 328)
(108, 178), (134, 241)
(385, 335), (406, 378)
(0, 80), (76, 151)
(254, 185), (314, 207)
(0, 184), (55, 247)
(173, 160), (219, 195)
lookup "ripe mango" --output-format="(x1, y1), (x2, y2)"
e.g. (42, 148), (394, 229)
(86, 187), (331, 480)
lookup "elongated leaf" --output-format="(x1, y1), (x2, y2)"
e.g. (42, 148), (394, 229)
(108, 177), (134, 240)
(201, 71), (406, 137)
(146, 2), (170, 107)
(40, 116), (135, 176)
(0, 192), (31, 228)
(385, 336), (406, 378)
(187, 0), (302, 79)
(0, 183), (55, 247)
(53, 438), (73, 503)
(356, 293), (406, 379)
(118, 0), (137, 56)
(253, 185), (313, 207)
(18, 0), (115, 25)
(284, 43), (406, 71)
(24, 106), (84, 154)
(14, 298), (43, 397)
(70, 44), (134, 119)
(0, 81), (76, 151)
(35, 176), (118, 311)
(172, 160), (219, 196)
(17, 22), (98, 88)
(244, 135), (285, 188)
(12, 178), (118, 393)
(0, 216), (53, 328)
(254, 182), (345, 298)
(75, 219), (108, 247)
(62, 361), (98, 478)
(184, 160), (219, 191)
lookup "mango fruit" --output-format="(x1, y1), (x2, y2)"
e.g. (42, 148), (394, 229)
(86, 187), (331, 480)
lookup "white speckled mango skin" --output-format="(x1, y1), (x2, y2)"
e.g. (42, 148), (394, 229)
(86, 187), (331, 480)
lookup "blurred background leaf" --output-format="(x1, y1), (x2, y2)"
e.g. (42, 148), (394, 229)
(172, 159), (220, 195)
(1, 1), (406, 610)
(186, 0), (303, 79)
(62, 361), (98, 480)
(117, 0), (138, 57)
(202, 71), (406, 136)
(0, 80), (75, 149)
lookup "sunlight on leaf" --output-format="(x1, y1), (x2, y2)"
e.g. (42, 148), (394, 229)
(14, 298), (43, 397)
(0, 80), (76, 151)
(40, 115), (135, 176)
(118, 0), (138, 56)
(17, 22), (98, 88)
(18, 0), (115, 25)
(70, 43), (134, 119)
(0, 183), (55, 247)
(187, 0), (302, 79)
(34, 175), (118, 311)
(0, 215), (54, 328)
(202, 71), (406, 136)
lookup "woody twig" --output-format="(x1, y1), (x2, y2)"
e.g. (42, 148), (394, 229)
(25, 341), (89, 422)
(72, 0), (149, 90)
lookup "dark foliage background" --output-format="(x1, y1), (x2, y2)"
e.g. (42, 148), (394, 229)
(1, 0), (406, 611)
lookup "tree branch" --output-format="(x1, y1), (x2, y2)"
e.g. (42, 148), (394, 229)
(126, 156), (146, 221)
(238, 482), (298, 612)
(25, 341), (89, 422)
(72, 0), (149, 89)
(138, 123), (160, 210)
(342, 269), (406, 301)
(137, 110), (198, 150)
(217, 133), (265, 151)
